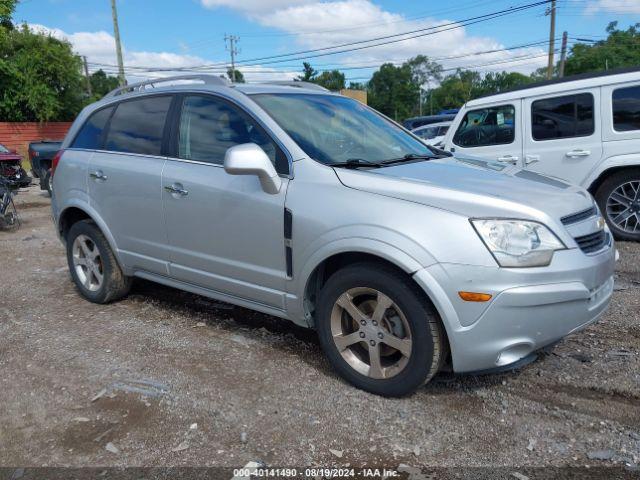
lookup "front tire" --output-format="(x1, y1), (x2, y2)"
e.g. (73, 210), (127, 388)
(316, 263), (445, 397)
(595, 169), (640, 241)
(66, 220), (132, 303)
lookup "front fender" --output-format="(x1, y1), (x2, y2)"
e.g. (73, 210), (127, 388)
(287, 234), (437, 326)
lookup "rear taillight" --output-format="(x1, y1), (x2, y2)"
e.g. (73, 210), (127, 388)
(51, 149), (63, 177)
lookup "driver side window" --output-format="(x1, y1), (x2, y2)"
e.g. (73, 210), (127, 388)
(177, 95), (289, 174)
(453, 104), (515, 148)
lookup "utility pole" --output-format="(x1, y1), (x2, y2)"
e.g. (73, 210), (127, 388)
(82, 56), (93, 96)
(110, 0), (126, 86)
(558, 31), (568, 78)
(225, 34), (240, 82)
(546, 0), (556, 79)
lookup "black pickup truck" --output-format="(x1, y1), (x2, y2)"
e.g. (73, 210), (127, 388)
(29, 140), (62, 195)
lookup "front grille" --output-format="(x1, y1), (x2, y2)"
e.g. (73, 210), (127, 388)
(575, 230), (608, 254)
(561, 206), (597, 225)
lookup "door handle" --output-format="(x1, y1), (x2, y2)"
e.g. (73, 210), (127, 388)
(497, 155), (518, 164)
(525, 154), (540, 165)
(566, 149), (591, 158)
(89, 170), (107, 181)
(164, 184), (189, 196)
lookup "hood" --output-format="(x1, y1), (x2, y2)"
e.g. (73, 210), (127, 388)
(333, 155), (594, 221)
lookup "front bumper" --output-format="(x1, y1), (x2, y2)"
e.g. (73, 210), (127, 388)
(413, 243), (616, 373)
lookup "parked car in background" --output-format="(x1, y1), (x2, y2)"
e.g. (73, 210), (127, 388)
(52, 76), (616, 397)
(412, 121), (451, 146)
(29, 140), (62, 195)
(441, 67), (640, 241)
(0, 143), (30, 189)
(403, 114), (456, 130)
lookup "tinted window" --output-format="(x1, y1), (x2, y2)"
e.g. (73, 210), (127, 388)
(178, 95), (287, 173)
(613, 85), (640, 132)
(71, 107), (114, 149)
(532, 93), (594, 140)
(438, 125), (449, 136)
(104, 96), (172, 155)
(453, 105), (515, 147)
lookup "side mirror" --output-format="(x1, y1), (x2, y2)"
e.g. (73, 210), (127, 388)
(224, 143), (282, 194)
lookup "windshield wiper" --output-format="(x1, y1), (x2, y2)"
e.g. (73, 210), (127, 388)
(330, 158), (382, 169)
(379, 153), (435, 166)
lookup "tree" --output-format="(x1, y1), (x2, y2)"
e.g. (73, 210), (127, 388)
(368, 63), (418, 121)
(564, 22), (640, 76)
(348, 81), (367, 90)
(297, 62), (317, 82)
(0, 24), (85, 121)
(478, 71), (532, 95)
(405, 55), (442, 87)
(314, 69), (345, 91)
(227, 67), (245, 83)
(0, 0), (17, 29)
(89, 69), (119, 99)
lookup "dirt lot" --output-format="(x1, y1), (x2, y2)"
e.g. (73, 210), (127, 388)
(1, 186), (639, 474)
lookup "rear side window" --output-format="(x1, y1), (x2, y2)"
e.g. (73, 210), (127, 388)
(531, 93), (594, 140)
(453, 105), (515, 147)
(104, 96), (172, 156)
(71, 107), (114, 149)
(177, 95), (288, 173)
(612, 85), (640, 132)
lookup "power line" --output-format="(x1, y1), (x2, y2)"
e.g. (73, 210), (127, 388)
(89, 0), (552, 73)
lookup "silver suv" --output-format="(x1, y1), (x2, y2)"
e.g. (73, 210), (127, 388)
(51, 75), (616, 396)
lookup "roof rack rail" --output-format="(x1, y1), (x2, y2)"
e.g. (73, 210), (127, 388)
(263, 81), (329, 92)
(104, 74), (231, 98)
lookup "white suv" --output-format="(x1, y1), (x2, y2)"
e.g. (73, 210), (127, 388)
(441, 67), (640, 241)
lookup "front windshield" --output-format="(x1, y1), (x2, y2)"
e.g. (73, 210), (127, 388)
(0, 144), (9, 153)
(251, 93), (434, 165)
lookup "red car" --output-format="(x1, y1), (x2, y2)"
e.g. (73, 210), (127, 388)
(0, 143), (31, 188)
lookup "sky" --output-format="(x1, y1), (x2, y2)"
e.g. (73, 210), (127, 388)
(13, 0), (640, 84)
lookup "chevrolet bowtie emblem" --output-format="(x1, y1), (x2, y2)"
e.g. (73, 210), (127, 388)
(596, 217), (605, 230)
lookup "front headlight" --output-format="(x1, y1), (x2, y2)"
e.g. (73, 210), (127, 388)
(471, 219), (565, 267)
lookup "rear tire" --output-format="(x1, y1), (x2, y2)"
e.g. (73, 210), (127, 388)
(66, 220), (132, 303)
(595, 169), (640, 242)
(43, 169), (52, 196)
(315, 263), (445, 397)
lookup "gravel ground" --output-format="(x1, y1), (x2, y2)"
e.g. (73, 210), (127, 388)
(1, 186), (639, 474)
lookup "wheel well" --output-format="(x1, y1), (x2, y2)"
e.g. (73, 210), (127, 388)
(59, 207), (92, 242)
(588, 166), (640, 196)
(303, 251), (452, 368)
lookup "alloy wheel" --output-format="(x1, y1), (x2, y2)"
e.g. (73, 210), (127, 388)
(330, 287), (412, 379)
(72, 234), (103, 292)
(606, 180), (640, 233)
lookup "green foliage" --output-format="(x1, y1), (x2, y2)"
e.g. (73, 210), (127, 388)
(348, 81), (366, 90)
(0, 0), (18, 29)
(314, 69), (345, 91)
(564, 22), (640, 75)
(227, 68), (245, 83)
(0, 23), (85, 121)
(297, 62), (317, 82)
(368, 63), (418, 121)
(405, 54), (442, 86)
(88, 69), (119, 100)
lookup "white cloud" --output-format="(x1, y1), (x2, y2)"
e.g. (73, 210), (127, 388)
(585, 0), (640, 14)
(201, 0), (547, 78)
(200, 0), (314, 14)
(27, 24), (296, 83)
